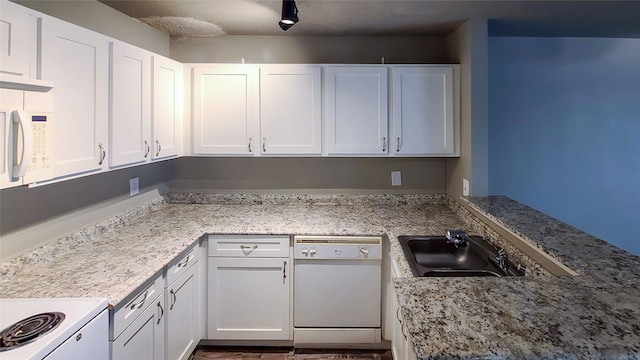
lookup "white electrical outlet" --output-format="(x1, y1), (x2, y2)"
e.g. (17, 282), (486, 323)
(129, 177), (139, 196)
(391, 171), (402, 186)
(462, 178), (470, 197)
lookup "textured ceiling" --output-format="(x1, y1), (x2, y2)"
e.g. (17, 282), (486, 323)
(98, 0), (640, 38)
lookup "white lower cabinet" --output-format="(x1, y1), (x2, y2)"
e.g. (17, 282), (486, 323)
(110, 275), (165, 360)
(207, 235), (292, 340)
(391, 259), (417, 360)
(165, 247), (201, 360)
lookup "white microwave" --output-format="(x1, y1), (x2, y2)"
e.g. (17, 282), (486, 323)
(0, 88), (54, 188)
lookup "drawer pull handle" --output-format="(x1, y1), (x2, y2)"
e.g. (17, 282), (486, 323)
(130, 291), (148, 310)
(283, 260), (287, 280)
(240, 244), (258, 252)
(170, 289), (176, 310)
(177, 255), (191, 268)
(144, 140), (150, 158)
(98, 143), (106, 165)
(157, 301), (164, 324)
(76, 333), (82, 342)
(155, 140), (162, 157)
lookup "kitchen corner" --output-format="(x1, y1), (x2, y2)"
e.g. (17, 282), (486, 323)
(1, 193), (640, 359)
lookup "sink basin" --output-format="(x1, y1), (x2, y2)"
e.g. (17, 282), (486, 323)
(398, 235), (525, 277)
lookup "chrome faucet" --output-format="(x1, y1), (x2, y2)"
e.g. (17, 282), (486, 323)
(445, 230), (470, 248)
(496, 247), (508, 273)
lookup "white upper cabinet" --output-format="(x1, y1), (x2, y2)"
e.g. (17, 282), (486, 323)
(109, 41), (151, 167)
(0, 0), (35, 78)
(152, 55), (182, 160)
(192, 65), (259, 155)
(325, 66), (388, 155)
(391, 66), (457, 156)
(40, 16), (109, 178)
(260, 65), (322, 155)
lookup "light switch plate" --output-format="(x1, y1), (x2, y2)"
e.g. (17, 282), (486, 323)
(391, 171), (402, 186)
(129, 177), (139, 196)
(462, 178), (470, 196)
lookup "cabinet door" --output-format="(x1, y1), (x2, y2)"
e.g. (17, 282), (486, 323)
(40, 17), (109, 178)
(391, 260), (417, 360)
(260, 65), (321, 155)
(192, 65), (258, 155)
(152, 55), (182, 160)
(326, 66), (388, 155)
(391, 66), (454, 156)
(208, 257), (291, 340)
(109, 41), (151, 167)
(111, 296), (165, 360)
(165, 261), (199, 360)
(0, 0), (34, 77)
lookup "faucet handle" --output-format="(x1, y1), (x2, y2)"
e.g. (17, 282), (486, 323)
(446, 229), (467, 241)
(445, 230), (469, 248)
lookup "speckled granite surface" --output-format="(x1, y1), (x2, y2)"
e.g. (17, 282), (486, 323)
(393, 196), (640, 359)
(1, 194), (639, 359)
(0, 194), (461, 306)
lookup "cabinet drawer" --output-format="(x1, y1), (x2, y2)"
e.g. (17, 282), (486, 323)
(208, 235), (289, 258)
(166, 245), (199, 286)
(112, 274), (163, 340)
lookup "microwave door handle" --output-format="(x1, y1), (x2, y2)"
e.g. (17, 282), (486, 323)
(11, 110), (33, 178)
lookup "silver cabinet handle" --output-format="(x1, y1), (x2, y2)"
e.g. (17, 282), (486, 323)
(283, 260), (287, 280)
(240, 244), (258, 252)
(396, 137), (400, 152)
(360, 247), (369, 258)
(156, 301), (163, 324)
(382, 137), (386, 152)
(98, 143), (106, 165)
(144, 140), (150, 158)
(75, 333), (82, 342)
(130, 291), (148, 310)
(177, 255), (191, 268)
(262, 137), (266, 152)
(248, 138), (252, 152)
(169, 289), (176, 310)
(155, 140), (161, 157)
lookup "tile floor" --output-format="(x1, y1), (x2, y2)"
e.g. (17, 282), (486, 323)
(192, 347), (393, 359)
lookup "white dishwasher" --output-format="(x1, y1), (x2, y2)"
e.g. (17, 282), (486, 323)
(293, 235), (382, 344)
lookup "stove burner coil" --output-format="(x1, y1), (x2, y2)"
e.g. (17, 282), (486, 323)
(0, 312), (65, 352)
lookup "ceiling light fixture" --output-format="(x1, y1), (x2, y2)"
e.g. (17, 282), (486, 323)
(279, 0), (299, 31)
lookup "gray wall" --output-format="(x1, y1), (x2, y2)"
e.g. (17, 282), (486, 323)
(445, 19), (489, 199)
(168, 157), (447, 193)
(13, 0), (169, 55)
(0, 162), (170, 235)
(171, 35), (450, 63)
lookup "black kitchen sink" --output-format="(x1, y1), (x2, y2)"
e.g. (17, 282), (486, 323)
(398, 235), (526, 277)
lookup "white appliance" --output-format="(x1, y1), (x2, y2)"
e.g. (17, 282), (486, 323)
(0, 87), (54, 189)
(0, 298), (109, 360)
(293, 235), (383, 344)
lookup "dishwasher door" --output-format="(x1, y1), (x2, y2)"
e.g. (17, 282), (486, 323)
(294, 258), (382, 328)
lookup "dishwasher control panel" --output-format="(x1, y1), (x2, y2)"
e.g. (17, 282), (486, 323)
(293, 235), (382, 259)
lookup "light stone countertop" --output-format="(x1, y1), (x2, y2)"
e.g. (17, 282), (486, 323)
(393, 196), (640, 359)
(0, 194), (460, 305)
(1, 194), (639, 359)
